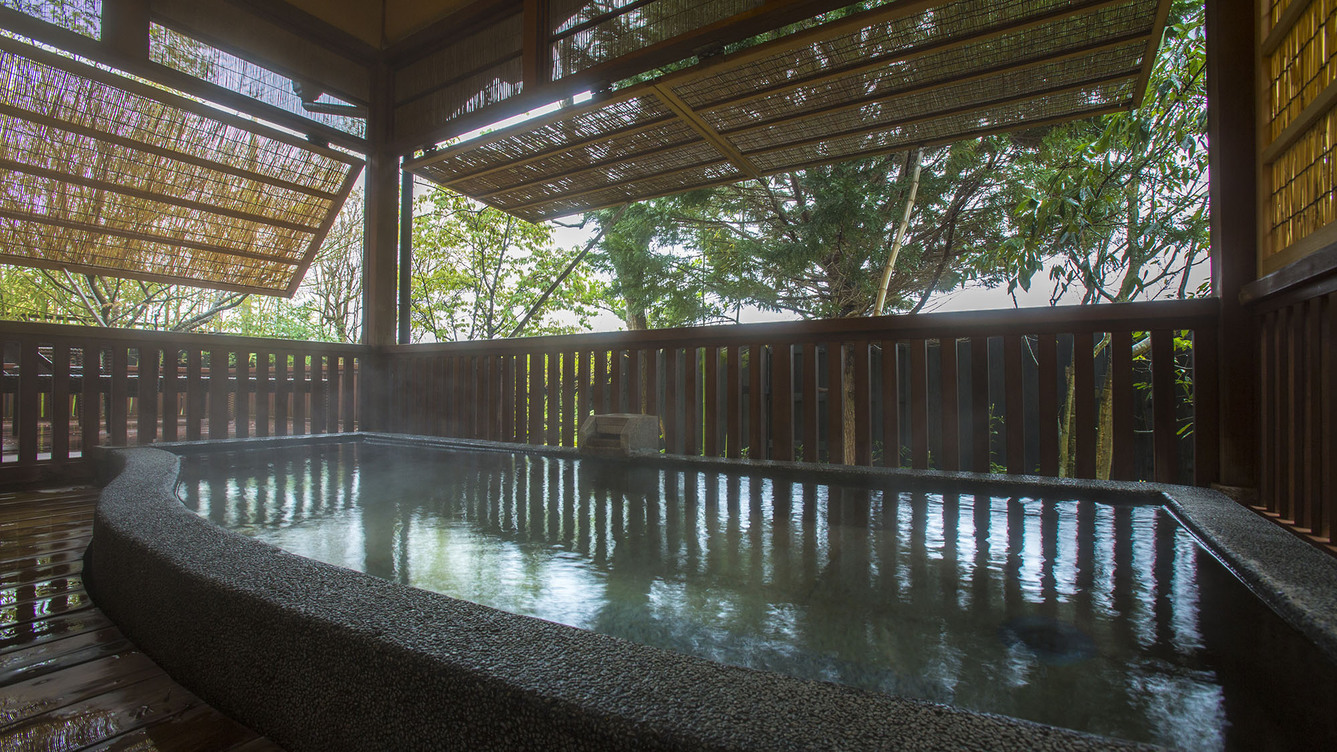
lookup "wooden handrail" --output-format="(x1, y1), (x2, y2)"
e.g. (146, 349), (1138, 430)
(387, 299), (1220, 355)
(0, 320), (370, 355)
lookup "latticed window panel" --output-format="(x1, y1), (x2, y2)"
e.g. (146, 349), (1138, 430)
(408, 0), (1167, 223)
(1269, 108), (1337, 252)
(0, 37), (361, 295)
(1267, 0), (1337, 142)
(1261, 0), (1337, 264)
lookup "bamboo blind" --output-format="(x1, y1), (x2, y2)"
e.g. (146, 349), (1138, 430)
(0, 0), (101, 38)
(0, 36), (362, 296)
(149, 23), (366, 138)
(409, 0), (1169, 223)
(1262, 0), (1337, 265)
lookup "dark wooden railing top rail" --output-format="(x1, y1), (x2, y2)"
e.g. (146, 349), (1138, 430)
(385, 299), (1221, 355)
(0, 320), (371, 356)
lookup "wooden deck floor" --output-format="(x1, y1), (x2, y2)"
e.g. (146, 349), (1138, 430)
(0, 486), (283, 751)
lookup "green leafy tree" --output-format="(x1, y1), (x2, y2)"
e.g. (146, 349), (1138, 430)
(410, 189), (605, 341)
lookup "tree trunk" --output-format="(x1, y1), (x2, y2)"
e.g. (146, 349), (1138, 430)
(1096, 369), (1114, 480)
(1059, 364), (1076, 477)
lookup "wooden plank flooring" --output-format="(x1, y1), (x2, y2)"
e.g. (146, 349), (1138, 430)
(0, 486), (283, 752)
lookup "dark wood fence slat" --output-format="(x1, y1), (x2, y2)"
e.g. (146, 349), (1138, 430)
(1303, 301), (1321, 531)
(138, 346), (160, 444)
(19, 338), (39, 463)
(939, 338), (959, 472)
(273, 353), (288, 437)
(1258, 312), (1275, 515)
(233, 350), (249, 439)
(52, 342), (70, 461)
(1110, 331), (1135, 481)
(628, 349), (644, 414)
(880, 341), (900, 468)
(327, 355), (341, 435)
(592, 350), (607, 416)
(748, 345), (764, 461)
(612, 349), (626, 413)
(311, 355), (326, 435)
(514, 355), (528, 443)
(336, 353), (352, 430)
(574, 352), (589, 442)
(292, 353), (307, 437)
(160, 348), (178, 443)
(563, 352), (577, 446)
(529, 354), (544, 445)
(773, 343), (793, 462)
(970, 337), (989, 473)
(546, 353), (560, 445)
(645, 348), (659, 423)
(1284, 307), (1302, 519)
(726, 345), (741, 459)
(853, 341), (871, 466)
(110, 345), (129, 446)
(1324, 296), (1337, 541)
(909, 339), (928, 470)
(1003, 336), (1024, 475)
(1190, 324), (1220, 487)
(825, 343), (843, 464)
(207, 349), (227, 440)
(1036, 334), (1058, 476)
(801, 343), (817, 462)
(255, 353), (270, 438)
(663, 349), (678, 454)
(187, 348), (204, 441)
(1073, 332), (1097, 479)
(81, 344), (102, 454)
(684, 348), (699, 456)
(1151, 329), (1178, 485)
(703, 347), (719, 457)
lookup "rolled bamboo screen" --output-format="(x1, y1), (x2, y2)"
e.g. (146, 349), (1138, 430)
(0, 35), (362, 296)
(408, 0), (1169, 223)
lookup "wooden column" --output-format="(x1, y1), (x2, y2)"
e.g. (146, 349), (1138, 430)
(1206, 0), (1258, 490)
(361, 61), (399, 428)
(102, 0), (149, 60)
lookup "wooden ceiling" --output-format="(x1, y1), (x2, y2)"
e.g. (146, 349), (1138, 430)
(282, 0), (480, 49)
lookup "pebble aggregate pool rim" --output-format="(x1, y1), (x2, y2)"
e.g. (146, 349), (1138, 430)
(83, 434), (1337, 752)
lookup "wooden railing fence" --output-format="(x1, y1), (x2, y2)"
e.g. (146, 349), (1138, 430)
(0, 322), (364, 482)
(383, 300), (1220, 485)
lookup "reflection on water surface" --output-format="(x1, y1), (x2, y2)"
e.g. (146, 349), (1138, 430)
(178, 443), (1337, 750)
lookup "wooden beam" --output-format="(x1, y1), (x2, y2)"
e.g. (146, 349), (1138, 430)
(363, 61), (400, 347)
(522, 0), (551, 89)
(1206, 0), (1257, 490)
(103, 0), (150, 60)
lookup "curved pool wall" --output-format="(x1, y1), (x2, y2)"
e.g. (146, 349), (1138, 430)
(83, 434), (1337, 752)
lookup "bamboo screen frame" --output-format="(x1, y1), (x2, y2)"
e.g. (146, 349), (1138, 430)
(0, 35), (362, 296)
(1258, 0), (1337, 274)
(408, 0), (1172, 223)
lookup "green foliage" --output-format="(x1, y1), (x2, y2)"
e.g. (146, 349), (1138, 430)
(410, 189), (605, 341)
(1003, 0), (1208, 304)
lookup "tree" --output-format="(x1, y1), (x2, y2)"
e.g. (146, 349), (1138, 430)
(585, 192), (734, 330)
(410, 188), (605, 341)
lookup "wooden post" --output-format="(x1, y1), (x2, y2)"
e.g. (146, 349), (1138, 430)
(361, 61), (399, 429)
(1206, 0), (1257, 490)
(102, 0), (149, 60)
